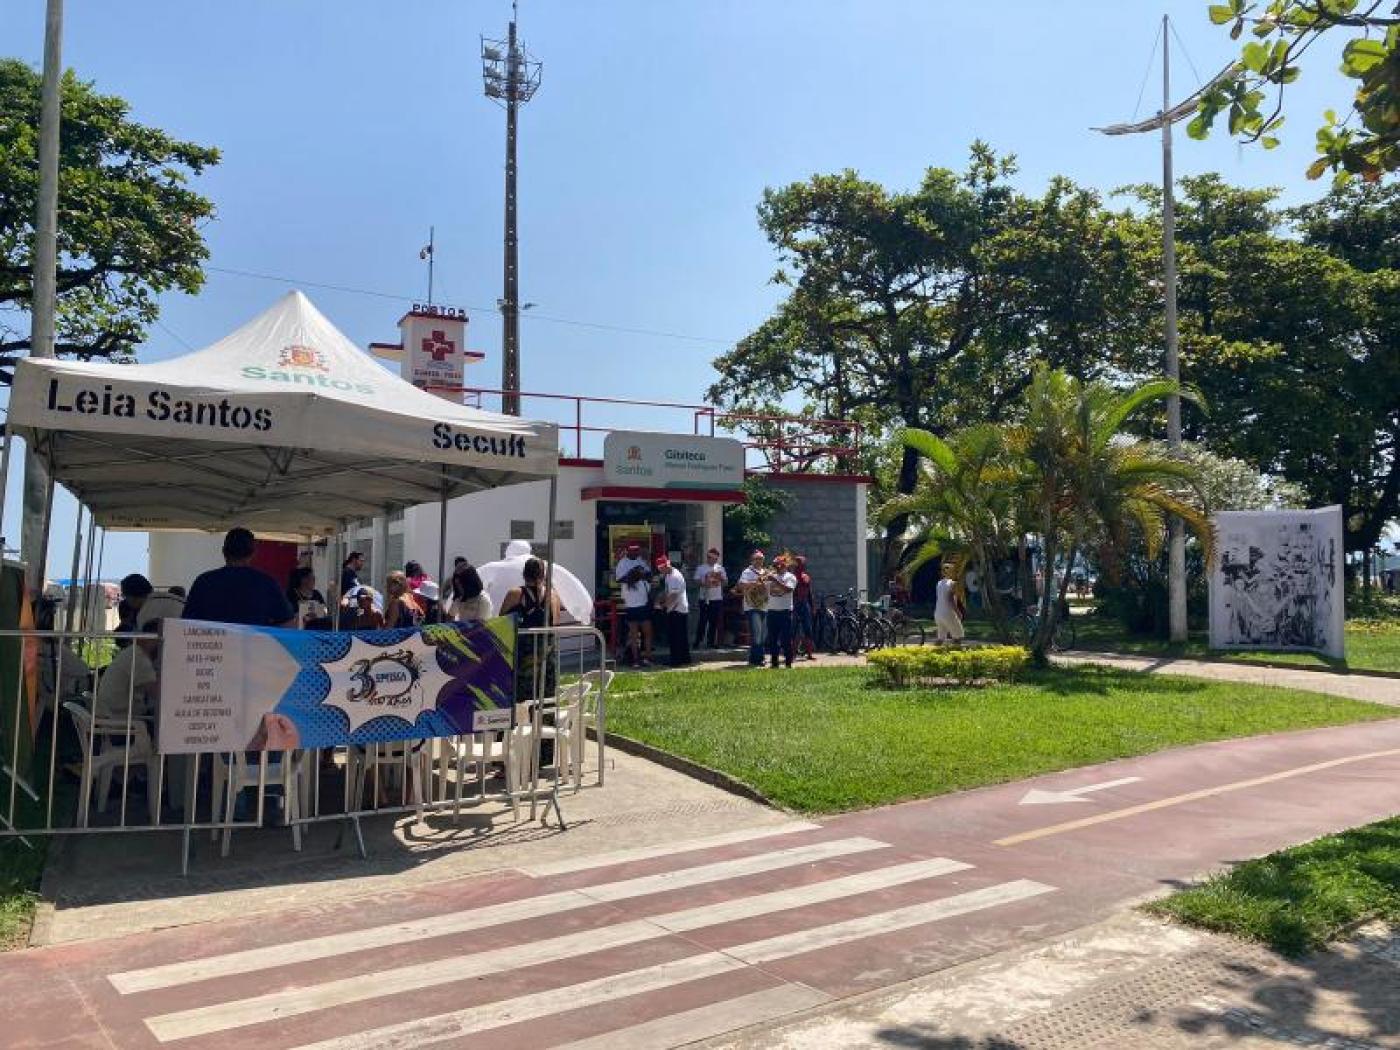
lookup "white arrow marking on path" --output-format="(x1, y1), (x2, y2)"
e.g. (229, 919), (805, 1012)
(1019, 776), (1142, 806)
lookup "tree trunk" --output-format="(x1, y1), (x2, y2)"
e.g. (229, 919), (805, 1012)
(1030, 531), (1058, 667)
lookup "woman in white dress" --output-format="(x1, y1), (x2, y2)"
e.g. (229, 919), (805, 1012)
(934, 564), (965, 643)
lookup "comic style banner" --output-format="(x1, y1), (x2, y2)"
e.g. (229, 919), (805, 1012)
(157, 617), (516, 754)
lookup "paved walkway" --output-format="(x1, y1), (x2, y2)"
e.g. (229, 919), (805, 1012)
(1058, 649), (1400, 707)
(4, 716), (1400, 1047)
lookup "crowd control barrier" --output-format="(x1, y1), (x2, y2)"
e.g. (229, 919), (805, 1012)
(0, 623), (609, 875)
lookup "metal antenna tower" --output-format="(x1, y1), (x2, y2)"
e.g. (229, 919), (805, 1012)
(481, 2), (542, 417)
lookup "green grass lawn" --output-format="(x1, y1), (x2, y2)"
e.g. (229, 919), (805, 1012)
(962, 615), (1400, 675)
(1149, 815), (1400, 956)
(607, 665), (1394, 813)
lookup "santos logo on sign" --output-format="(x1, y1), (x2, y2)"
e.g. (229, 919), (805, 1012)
(603, 431), (744, 490)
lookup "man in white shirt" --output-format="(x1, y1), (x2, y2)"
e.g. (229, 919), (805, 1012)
(615, 540), (654, 666)
(765, 555), (798, 668)
(656, 556), (691, 667)
(692, 547), (728, 649)
(736, 550), (769, 667)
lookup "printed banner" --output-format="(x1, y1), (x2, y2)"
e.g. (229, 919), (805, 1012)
(1208, 506), (1345, 659)
(158, 617), (516, 754)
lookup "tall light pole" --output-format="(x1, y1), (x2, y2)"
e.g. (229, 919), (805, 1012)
(1096, 17), (1235, 643)
(481, 3), (541, 417)
(21, 0), (65, 592)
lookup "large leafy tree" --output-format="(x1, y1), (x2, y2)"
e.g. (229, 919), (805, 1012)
(0, 60), (218, 376)
(711, 145), (1158, 534)
(1171, 178), (1400, 556)
(1195, 0), (1399, 181)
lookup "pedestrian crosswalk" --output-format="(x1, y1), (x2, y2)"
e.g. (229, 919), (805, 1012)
(100, 827), (1057, 1049)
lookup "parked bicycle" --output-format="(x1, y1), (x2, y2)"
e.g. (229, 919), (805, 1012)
(1018, 603), (1076, 652)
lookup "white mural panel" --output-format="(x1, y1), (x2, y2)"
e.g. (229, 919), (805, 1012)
(1209, 506), (1345, 659)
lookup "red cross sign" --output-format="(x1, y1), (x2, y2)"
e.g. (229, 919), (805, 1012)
(422, 330), (455, 362)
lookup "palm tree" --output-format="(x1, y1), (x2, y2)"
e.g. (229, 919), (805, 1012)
(881, 365), (1214, 665)
(878, 424), (1023, 640)
(1012, 365), (1213, 664)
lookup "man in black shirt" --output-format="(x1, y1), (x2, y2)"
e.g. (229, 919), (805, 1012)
(184, 528), (297, 628)
(340, 551), (365, 597)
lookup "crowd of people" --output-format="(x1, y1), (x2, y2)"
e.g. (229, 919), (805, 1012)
(614, 544), (820, 670)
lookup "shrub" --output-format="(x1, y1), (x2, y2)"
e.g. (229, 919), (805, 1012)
(867, 645), (1028, 688)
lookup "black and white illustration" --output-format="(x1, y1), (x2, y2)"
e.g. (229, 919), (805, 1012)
(1208, 506), (1345, 659)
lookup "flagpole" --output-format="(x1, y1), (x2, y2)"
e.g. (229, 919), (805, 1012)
(426, 226), (435, 306)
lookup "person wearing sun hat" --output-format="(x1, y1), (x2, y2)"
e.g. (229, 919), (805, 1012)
(615, 539), (654, 666)
(655, 555), (691, 667)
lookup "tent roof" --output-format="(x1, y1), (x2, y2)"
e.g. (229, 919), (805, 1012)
(9, 292), (558, 534)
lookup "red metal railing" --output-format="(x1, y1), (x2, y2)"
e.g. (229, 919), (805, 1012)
(424, 385), (863, 472)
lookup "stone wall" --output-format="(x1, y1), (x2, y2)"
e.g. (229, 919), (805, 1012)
(760, 478), (859, 598)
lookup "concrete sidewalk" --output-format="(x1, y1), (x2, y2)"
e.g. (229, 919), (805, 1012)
(706, 912), (1400, 1049)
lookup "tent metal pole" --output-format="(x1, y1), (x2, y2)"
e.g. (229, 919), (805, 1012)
(332, 523), (345, 631)
(87, 527), (106, 633)
(63, 503), (84, 633)
(436, 471), (448, 593)
(0, 425), (11, 553)
(34, 472), (55, 590)
(76, 520), (96, 634)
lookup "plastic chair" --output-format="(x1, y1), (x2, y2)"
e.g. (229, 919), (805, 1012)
(575, 669), (614, 788)
(516, 681), (591, 790)
(64, 701), (160, 827)
(436, 726), (524, 822)
(347, 741), (433, 813)
(210, 751), (306, 856)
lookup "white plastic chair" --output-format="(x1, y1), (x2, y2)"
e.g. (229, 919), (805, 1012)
(64, 701), (159, 827)
(347, 741), (433, 813)
(210, 751), (306, 856)
(436, 726), (524, 821)
(575, 669), (613, 788)
(516, 682), (591, 790)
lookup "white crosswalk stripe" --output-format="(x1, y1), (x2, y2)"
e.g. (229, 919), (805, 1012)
(114, 824), (1058, 1050)
(281, 879), (1056, 1050)
(140, 855), (970, 1041)
(518, 820), (822, 876)
(111, 835), (887, 995)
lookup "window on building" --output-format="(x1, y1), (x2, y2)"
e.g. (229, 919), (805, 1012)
(553, 519), (574, 540)
(510, 520), (535, 540)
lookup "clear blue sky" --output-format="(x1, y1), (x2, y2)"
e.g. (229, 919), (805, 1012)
(0, 0), (1350, 579)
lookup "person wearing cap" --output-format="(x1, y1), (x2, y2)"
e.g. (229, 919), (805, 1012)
(692, 547), (727, 649)
(615, 540), (654, 666)
(765, 555), (798, 668)
(655, 555), (691, 667)
(736, 549), (769, 667)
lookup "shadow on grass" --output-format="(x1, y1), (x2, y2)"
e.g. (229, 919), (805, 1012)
(1151, 818), (1400, 957)
(1022, 664), (1215, 699)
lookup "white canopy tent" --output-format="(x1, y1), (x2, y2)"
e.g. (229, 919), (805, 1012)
(8, 291), (559, 537)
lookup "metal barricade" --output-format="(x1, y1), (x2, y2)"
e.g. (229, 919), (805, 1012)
(0, 624), (610, 875)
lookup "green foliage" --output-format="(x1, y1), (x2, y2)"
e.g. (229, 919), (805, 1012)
(0, 60), (218, 364)
(1195, 1), (1398, 182)
(1151, 815), (1400, 955)
(1170, 177), (1400, 556)
(867, 644), (1028, 687)
(722, 475), (791, 550)
(710, 144), (1161, 542)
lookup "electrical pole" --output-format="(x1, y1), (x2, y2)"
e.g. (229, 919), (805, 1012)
(21, 0), (65, 593)
(482, 3), (541, 417)
(1094, 15), (1230, 643)
(1161, 14), (1187, 643)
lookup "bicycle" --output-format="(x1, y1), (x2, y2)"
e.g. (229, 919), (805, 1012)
(1018, 603), (1076, 652)
(887, 605), (926, 647)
